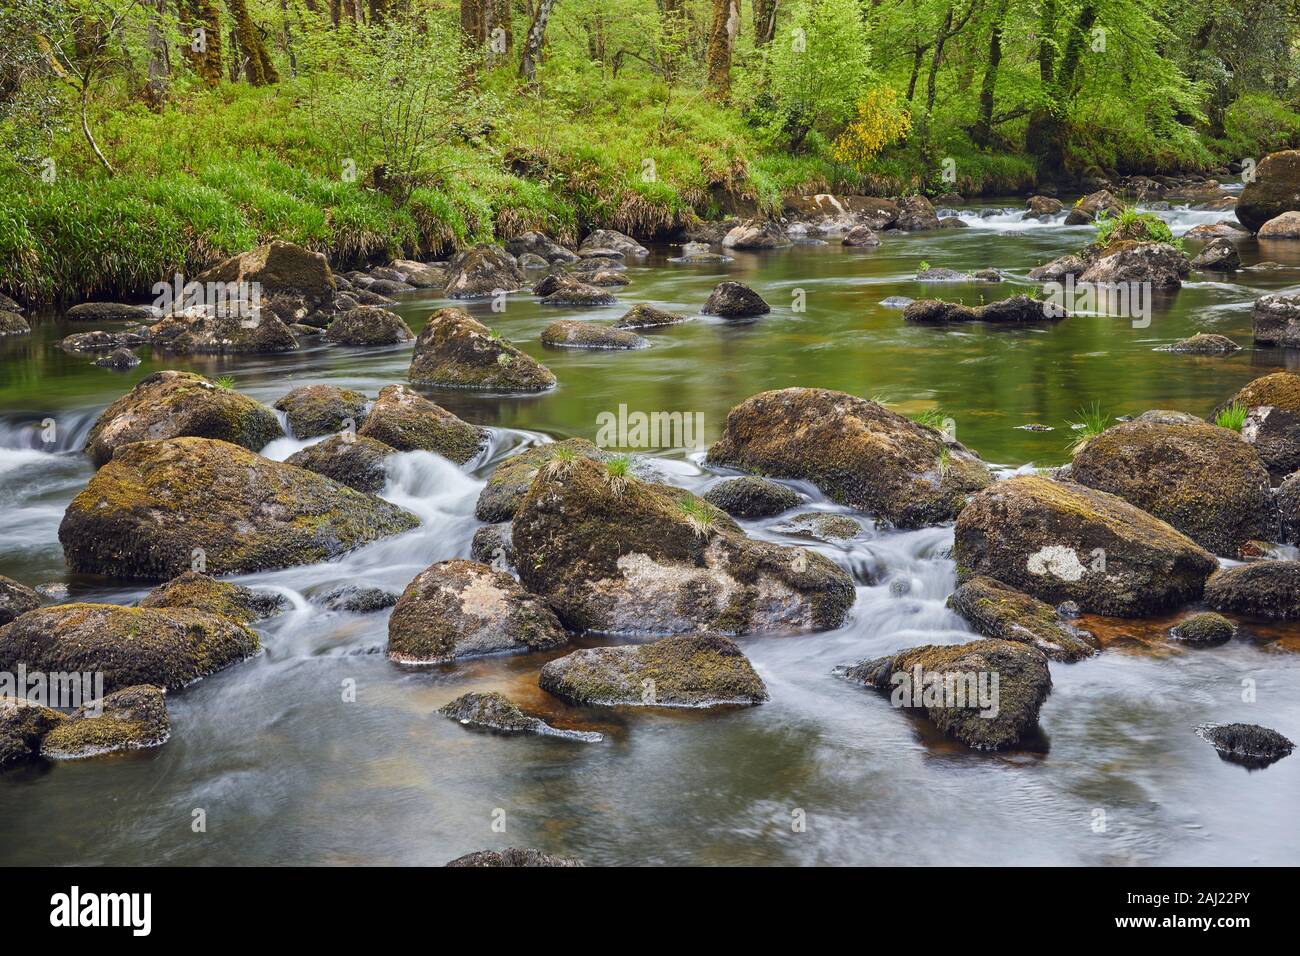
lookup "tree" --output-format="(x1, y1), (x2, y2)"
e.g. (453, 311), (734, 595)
(226, 0), (278, 85)
(519, 0), (555, 82)
(179, 0), (223, 87)
(706, 0), (740, 96)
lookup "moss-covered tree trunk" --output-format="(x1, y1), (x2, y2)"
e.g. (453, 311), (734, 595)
(519, 0), (555, 83)
(972, 2), (1006, 147)
(461, 0), (487, 47)
(752, 0), (776, 47)
(706, 0), (739, 97)
(225, 0), (278, 85)
(180, 0), (224, 88)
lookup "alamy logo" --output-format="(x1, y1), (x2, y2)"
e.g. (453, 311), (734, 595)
(50, 886), (152, 936)
(1, 666), (103, 716)
(890, 665), (1000, 718)
(1040, 274), (1152, 328)
(595, 403), (705, 450)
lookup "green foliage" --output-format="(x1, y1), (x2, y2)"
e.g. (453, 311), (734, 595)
(1215, 402), (1248, 432)
(1067, 402), (1110, 455)
(1095, 207), (1177, 247)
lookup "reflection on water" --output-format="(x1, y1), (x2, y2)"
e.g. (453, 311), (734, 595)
(1, 200), (1298, 865)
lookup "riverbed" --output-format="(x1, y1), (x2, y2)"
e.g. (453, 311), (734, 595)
(2, 199), (1298, 865)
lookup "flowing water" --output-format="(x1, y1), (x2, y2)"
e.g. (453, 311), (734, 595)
(2, 199), (1299, 865)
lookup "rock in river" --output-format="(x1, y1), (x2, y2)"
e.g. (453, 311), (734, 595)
(387, 559), (567, 664)
(707, 388), (992, 528)
(58, 437), (419, 579)
(904, 295), (1065, 325)
(0, 603), (258, 692)
(947, 575), (1099, 662)
(445, 848), (584, 867)
(84, 370), (284, 469)
(539, 634), (769, 708)
(0, 696), (64, 768)
(194, 240), (336, 310)
(442, 244), (526, 299)
(512, 457), (855, 634)
(1251, 294), (1300, 348)
(356, 384), (487, 462)
(1169, 612), (1236, 646)
(1203, 562), (1300, 620)
(40, 685), (171, 760)
(139, 570), (286, 624)
(409, 308), (556, 392)
(1077, 241), (1190, 290)
(285, 434), (395, 493)
(613, 304), (689, 329)
(1219, 372), (1300, 480)
(835, 638), (1051, 750)
(474, 438), (618, 522)
(0, 575), (40, 626)
(703, 476), (801, 519)
(1190, 237), (1240, 271)
(439, 691), (602, 742)
(1196, 723), (1294, 768)
(1235, 149), (1300, 233)
(722, 219), (792, 250)
(540, 320), (647, 350)
(701, 281), (771, 318)
(148, 307), (299, 355)
(323, 306), (414, 346)
(953, 476), (1216, 616)
(273, 384), (370, 439)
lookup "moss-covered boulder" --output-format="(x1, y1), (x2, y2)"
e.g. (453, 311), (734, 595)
(1070, 419), (1272, 556)
(512, 457), (855, 634)
(0, 603), (258, 692)
(903, 295), (1065, 325)
(84, 371), (283, 468)
(952, 475), (1216, 616)
(701, 281), (770, 318)
(1277, 472), (1300, 543)
(775, 512), (862, 542)
(706, 388), (992, 528)
(540, 634), (768, 708)
(1064, 189), (1123, 225)
(504, 231), (579, 263)
(409, 308), (556, 391)
(194, 240), (336, 309)
(324, 306), (414, 345)
(579, 229), (648, 258)
(834, 639), (1051, 750)
(273, 384), (370, 439)
(0, 697), (65, 768)
(1197, 722), (1293, 768)
(1169, 611), (1237, 646)
(445, 848), (584, 867)
(536, 275), (618, 306)
(1190, 237), (1240, 271)
(1219, 371), (1300, 413)
(387, 559), (567, 664)
(355, 384), (486, 462)
(443, 244), (527, 298)
(285, 434), (394, 492)
(0, 310), (29, 336)
(613, 304), (689, 329)
(474, 438), (611, 522)
(316, 585), (398, 613)
(66, 302), (160, 323)
(139, 570), (286, 624)
(1161, 333), (1240, 354)
(148, 307), (300, 354)
(1236, 150), (1300, 232)
(947, 575), (1099, 662)
(1216, 373), (1300, 480)
(540, 320), (647, 349)
(470, 522), (514, 569)
(439, 691), (602, 742)
(1203, 561), (1300, 619)
(703, 477), (801, 519)
(59, 437), (419, 579)
(0, 575), (40, 626)
(40, 685), (170, 759)
(1077, 241), (1190, 289)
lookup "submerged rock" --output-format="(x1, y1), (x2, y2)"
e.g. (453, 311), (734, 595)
(776, 512), (862, 542)
(707, 388), (992, 528)
(540, 634), (768, 708)
(703, 477), (801, 519)
(61, 329), (149, 351)
(356, 384), (487, 462)
(540, 320), (647, 350)
(59, 437), (419, 579)
(1069, 419), (1272, 556)
(835, 639), (1051, 750)
(952, 475), (1216, 616)
(613, 304), (689, 329)
(274, 384), (370, 439)
(701, 281), (770, 318)
(1235, 149), (1300, 232)
(0, 603), (258, 692)
(1169, 612), (1237, 646)
(1259, 210), (1300, 239)
(139, 570), (286, 624)
(84, 370), (283, 469)
(904, 295), (1065, 325)
(93, 347), (140, 369)
(324, 306), (414, 346)
(40, 685), (170, 759)
(0, 697), (64, 768)
(409, 308), (556, 392)
(1203, 562), (1300, 620)
(439, 691), (602, 742)
(445, 848), (584, 867)
(317, 585), (398, 613)
(285, 434), (394, 492)
(512, 457), (855, 634)
(388, 559), (567, 664)
(947, 575), (1099, 662)
(1159, 333), (1240, 354)
(1196, 722), (1294, 768)
(0, 311), (31, 335)
(0, 575), (41, 626)
(442, 244), (526, 299)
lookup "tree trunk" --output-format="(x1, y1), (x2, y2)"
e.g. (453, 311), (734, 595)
(226, 0), (278, 85)
(494, 0), (513, 54)
(706, 0), (739, 97)
(145, 0), (170, 109)
(180, 0), (224, 88)
(923, 5), (954, 120)
(461, 0), (488, 47)
(973, 1), (1006, 147)
(752, 0), (776, 46)
(519, 0), (555, 82)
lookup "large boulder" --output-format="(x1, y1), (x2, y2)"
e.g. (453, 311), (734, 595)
(194, 240), (336, 310)
(947, 575), (1099, 662)
(1220, 372), (1300, 480)
(84, 371), (283, 469)
(701, 281), (770, 318)
(389, 259), (448, 288)
(148, 307), (299, 354)
(356, 384), (487, 462)
(1065, 189), (1123, 225)
(579, 229), (648, 258)
(539, 634), (769, 708)
(1252, 294), (1300, 348)
(387, 559), (567, 664)
(0, 311), (29, 336)
(1236, 150), (1300, 233)
(722, 219), (792, 250)
(323, 306), (414, 346)
(442, 244), (526, 299)
(1077, 241), (1190, 290)
(65, 302), (160, 323)
(439, 691), (602, 742)
(540, 320), (647, 350)
(0, 575), (40, 626)
(0, 696), (64, 768)
(1258, 211), (1300, 239)
(58, 437), (419, 580)
(904, 295), (1065, 325)
(285, 434), (394, 492)
(707, 388), (992, 528)
(474, 438), (612, 522)
(409, 308), (556, 391)
(834, 639), (1051, 751)
(1190, 237), (1240, 271)
(1203, 562), (1300, 620)
(894, 195), (940, 231)
(273, 384), (369, 439)
(0, 604), (258, 692)
(40, 685), (171, 759)
(512, 457), (855, 634)
(140, 570), (285, 624)
(952, 475), (1216, 616)
(504, 232), (579, 263)
(1070, 420), (1272, 556)
(1024, 196), (1064, 220)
